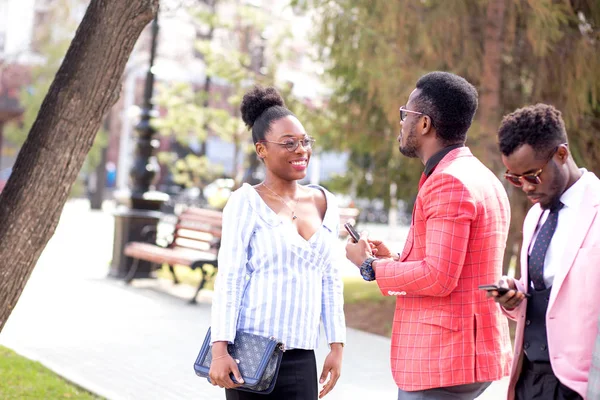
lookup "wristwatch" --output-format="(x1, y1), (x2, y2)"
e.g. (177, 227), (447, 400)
(359, 257), (377, 281)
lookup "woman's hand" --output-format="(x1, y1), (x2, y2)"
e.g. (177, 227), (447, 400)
(209, 342), (244, 389)
(319, 343), (343, 398)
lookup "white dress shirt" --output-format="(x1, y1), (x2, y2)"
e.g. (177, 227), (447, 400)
(528, 169), (589, 288)
(211, 183), (346, 350)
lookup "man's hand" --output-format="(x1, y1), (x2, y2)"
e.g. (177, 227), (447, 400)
(487, 276), (526, 310)
(319, 344), (343, 398)
(345, 232), (372, 267)
(368, 238), (394, 259)
(209, 342), (243, 389)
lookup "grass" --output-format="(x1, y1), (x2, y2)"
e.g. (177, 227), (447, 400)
(342, 276), (395, 305)
(155, 264), (216, 291)
(0, 346), (102, 400)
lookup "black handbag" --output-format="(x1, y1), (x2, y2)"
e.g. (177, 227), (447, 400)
(194, 328), (285, 394)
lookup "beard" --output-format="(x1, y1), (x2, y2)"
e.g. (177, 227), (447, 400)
(540, 162), (567, 210)
(399, 125), (419, 158)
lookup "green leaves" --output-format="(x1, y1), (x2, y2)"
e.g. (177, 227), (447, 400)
(300, 0), (600, 204)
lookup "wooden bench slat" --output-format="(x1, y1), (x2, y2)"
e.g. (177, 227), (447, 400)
(175, 229), (215, 242)
(173, 237), (213, 252)
(175, 223), (222, 237)
(124, 242), (216, 267)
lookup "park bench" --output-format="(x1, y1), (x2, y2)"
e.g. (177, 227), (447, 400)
(123, 205), (360, 304)
(123, 207), (223, 304)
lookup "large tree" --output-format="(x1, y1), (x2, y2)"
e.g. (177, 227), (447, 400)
(0, 0), (158, 333)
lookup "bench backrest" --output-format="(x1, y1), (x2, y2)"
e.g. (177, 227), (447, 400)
(172, 208), (223, 253)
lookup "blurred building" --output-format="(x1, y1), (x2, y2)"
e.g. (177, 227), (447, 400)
(0, 0), (86, 170)
(0, 0), (343, 191)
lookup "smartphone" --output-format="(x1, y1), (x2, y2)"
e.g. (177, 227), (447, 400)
(343, 222), (360, 243)
(478, 284), (510, 295)
(479, 284), (531, 298)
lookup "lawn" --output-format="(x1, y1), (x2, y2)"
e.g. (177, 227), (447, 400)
(156, 264), (215, 290)
(0, 346), (102, 400)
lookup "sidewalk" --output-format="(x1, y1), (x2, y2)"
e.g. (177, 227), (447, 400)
(0, 199), (508, 399)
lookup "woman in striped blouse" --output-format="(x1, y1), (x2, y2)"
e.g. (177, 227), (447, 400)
(208, 86), (346, 399)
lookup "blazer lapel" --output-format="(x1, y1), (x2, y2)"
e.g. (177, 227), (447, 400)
(520, 205), (543, 287)
(400, 225), (414, 261)
(401, 174), (428, 261)
(400, 148), (471, 261)
(548, 181), (599, 310)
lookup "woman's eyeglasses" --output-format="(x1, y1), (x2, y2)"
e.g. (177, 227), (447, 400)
(258, 137), (316, 152)
(399, 106), (424, 122)
(504, 145), (565, 187)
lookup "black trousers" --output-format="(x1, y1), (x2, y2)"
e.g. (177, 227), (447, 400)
(225, 349), (318, 400)
(515, 359), (582, 400)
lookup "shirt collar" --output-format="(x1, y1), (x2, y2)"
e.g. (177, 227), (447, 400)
(424, 143), (464, 177)
(244, 183), (337, 231)
(559, 168), (588, 209)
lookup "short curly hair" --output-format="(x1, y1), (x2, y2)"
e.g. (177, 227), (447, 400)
(497, 104), (567, 158)
(414, 71), (479, 144)
(240, 86), (294, 144)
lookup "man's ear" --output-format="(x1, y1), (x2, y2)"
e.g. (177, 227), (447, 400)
(420, 115), (433, 136)
(556, 144), (569, 164)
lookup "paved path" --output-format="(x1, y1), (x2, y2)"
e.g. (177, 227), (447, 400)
(0, 200), (509, 399)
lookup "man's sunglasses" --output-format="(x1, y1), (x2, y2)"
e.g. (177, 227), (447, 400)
(399, 106), (424, 122)
(503, 144), (566, 187)
(257, 136), (315, 152)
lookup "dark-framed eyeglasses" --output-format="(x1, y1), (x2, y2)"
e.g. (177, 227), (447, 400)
(257, 136), (316, 152)
(399, 105), (424, 122)
(504, 144), (566, 187)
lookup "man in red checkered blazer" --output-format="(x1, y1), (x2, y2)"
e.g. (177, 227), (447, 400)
(346, 72), (512, 399)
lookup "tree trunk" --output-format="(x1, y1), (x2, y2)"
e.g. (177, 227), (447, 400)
(0, 0), (158, 333)
(90, 147), (108, 210)
(479, 0), (507, 173)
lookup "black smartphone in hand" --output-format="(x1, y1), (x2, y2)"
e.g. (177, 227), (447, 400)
(344, 222), (360, 243)
(479, 284), (531, 298)
(479, 284), (510, 296)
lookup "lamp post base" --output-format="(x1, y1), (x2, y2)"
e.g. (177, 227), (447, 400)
(108, 190), (169, 280)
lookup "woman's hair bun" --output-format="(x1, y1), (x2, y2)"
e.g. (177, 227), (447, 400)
(240, 86), (285, 129)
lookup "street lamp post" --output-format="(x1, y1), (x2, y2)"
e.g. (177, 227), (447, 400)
(109, 15), (169, 279)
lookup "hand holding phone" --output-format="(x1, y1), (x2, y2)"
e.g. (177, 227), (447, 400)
(479, 283), (531, 298)
(478, 284), (510, 296)
(343, 222), (360, 243)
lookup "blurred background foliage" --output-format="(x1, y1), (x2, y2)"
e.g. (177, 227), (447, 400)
(291, 0), (600, 272)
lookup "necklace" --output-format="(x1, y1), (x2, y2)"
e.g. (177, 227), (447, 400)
(260, 183), (300, 220)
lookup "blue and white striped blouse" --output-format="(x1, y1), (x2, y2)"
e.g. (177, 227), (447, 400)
(211, 183), (346, 350)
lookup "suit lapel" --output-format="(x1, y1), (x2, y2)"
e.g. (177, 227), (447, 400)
(400, 147), (472, 262)
(400, 225), (414, 261)
(521, 206), (543, 286)
(548, 180), (599, 310)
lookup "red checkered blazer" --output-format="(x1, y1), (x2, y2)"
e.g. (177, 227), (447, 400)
(376, 147), (513, 391)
